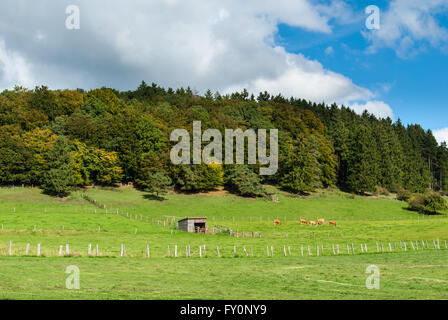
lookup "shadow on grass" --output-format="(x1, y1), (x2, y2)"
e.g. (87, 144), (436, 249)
(142, 194), (166, 201)
(403, 207), (444, 216)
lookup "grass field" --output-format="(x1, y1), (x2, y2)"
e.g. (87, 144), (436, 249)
(0, 186), (447, 300)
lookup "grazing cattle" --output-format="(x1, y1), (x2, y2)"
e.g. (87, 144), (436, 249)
(274, 219), (282, 225)
(300, 218), (308, 225)
(317, 218), (325, 225)
(329, 221), (337, 227)
(310, 221), (317, 226)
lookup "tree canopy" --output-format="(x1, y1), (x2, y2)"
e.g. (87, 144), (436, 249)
(0, 83), (447, 198)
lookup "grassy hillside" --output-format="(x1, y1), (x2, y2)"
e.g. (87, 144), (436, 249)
(0, 186), (447, 299)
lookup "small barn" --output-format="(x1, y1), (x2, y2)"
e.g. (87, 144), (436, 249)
(178, 217), (207, 234)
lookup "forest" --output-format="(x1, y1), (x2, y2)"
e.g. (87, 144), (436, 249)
(0, 81), (447, 199)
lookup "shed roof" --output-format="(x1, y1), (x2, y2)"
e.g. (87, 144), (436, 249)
(178, 217), (207, 222)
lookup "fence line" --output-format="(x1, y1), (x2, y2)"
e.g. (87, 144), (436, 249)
(2, 239), (446, 259)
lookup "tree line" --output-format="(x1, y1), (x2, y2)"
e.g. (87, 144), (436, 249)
(0, 82), (447, 200)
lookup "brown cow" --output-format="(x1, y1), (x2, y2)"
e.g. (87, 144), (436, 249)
(300, 218), (308, 225)
(274, 219), (282, 225)
(317, 218), (325, 225)
(310, 221), (317, 226)
(329, 221), (337, 227)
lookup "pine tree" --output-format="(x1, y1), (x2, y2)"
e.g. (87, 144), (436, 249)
(144, 172), (172, 199)
(344, 125), (379, 194)
(280, 135), (322, 194)
(42, 136), (75, 197)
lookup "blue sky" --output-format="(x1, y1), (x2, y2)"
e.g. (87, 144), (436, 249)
(275, 0), (448, 132)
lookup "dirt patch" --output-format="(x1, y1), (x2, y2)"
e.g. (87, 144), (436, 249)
(197, 187), (229, 197)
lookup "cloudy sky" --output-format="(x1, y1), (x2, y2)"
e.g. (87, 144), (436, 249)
(0, 0), (447, 143)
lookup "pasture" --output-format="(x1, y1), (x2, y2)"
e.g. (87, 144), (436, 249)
(0, 186), (447, 300)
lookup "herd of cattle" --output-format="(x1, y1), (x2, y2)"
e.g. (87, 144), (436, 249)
(273, 218), (337, 227)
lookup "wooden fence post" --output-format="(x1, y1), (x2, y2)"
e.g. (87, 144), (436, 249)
(233, 246), (236, 258)
(404, 241), (407, 252)
(25, 243), (30, 256)
(66, 244), (70, 255)
(381, 243), (384, 253)
(59, 245), (63, 256)
(365, 244), (368, 253)
(346, 244), (350, 255)
(337, 244), (340, 255)
(361, 243), (364, 253)
(376, 242), (379, 252)
(351, 243), (355, 255)
(332, 244), (336, 255)
(307, 246), (311, 256)
(410, 241), (415, 250)
(216, 246), (220, 257)
(389, 242), (392, 252)
(146, 245), (150, 258)
(37, 243), (41, 256)
(96, 244), (99, 256)
(8, 240), (12, 256)
(271, 246), (274, 257)
(266, 246), (270, 257)
(244, 246), (249, 257)
(288, 246), (291, 256)
(283, 246), (287, 257)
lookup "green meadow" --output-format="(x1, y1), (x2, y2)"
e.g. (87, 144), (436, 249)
(0, 186), (447, 300)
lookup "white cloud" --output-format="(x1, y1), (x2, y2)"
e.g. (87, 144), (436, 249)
(225, 49), (373, 104)
(364, 0), (448, 58)
(348, 100), (394, 119)
(325, 46), (335, 55)
(433, 127), (448, 145)
(0, 39), (35, 88)
(0, 0), (378, 109)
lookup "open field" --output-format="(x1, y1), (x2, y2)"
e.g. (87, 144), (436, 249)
(0, 186), (447, 299)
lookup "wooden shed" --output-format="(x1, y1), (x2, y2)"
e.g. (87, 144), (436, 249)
(178, 217), (207, 234)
